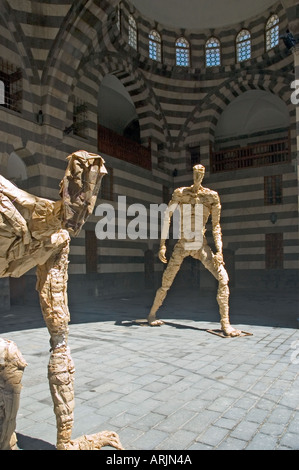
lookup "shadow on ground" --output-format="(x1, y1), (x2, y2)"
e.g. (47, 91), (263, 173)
(0, 288), (298, 335)
(16, 433), (56, 450)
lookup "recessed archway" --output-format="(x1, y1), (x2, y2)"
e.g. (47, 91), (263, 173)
(98, 74), (140, 141)
(180, 71), (294, 154)
(214, 89), (290, 148)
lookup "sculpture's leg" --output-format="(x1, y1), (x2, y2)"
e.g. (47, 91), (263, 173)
(36, 242), (123, 450)
(216, 265), (241, 337)
(148, 243), (186, 326)
(0, 338), (27, 450)
(36, 241), (74, 449)
(193, 244), (241, 337)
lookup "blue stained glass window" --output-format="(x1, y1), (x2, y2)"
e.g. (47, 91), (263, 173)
(266, 15), (279, 51)
(236, 29), (251, 62)
(175, 37), (190, 67)
(206, 37), (221, 67)
(149, 30), (162, 62)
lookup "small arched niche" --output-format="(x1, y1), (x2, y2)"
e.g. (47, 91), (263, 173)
(7, 151), (28, 183)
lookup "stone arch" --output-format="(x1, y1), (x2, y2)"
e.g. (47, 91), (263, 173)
(7, 152), (28, 183)
(97, 72), (141, 139)
(41, 0), (119, 119)
(11, 147), (41, 180)
(42, 0), (171, 147)
(0, 143), (41, 196)
(178, 70), (295, 153)
(69, 51), (170, 147)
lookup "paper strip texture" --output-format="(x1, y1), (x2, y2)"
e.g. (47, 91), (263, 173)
(0, 151), (123, 450)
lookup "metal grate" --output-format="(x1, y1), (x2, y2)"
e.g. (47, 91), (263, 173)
(0, 59), (22, 113)
(73, 99), (88, 138)
(211, 136), (291, 173)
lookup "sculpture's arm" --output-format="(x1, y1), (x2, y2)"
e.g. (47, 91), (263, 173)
(0, 192), (31, 245)
(211, 194), (224, 265)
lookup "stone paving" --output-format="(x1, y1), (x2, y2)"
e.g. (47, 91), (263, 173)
(0, 288), (298, 451)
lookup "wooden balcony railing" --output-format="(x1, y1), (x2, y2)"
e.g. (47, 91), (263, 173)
(98, 125), (152, 170)
(210, 136), (291, 173)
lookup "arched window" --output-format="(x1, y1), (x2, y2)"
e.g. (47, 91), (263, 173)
(236, 29), (251, 62)
(175, 37), (190, 67)
(266, 14), (279, 51)
(149, 30), (162, 62)
(0, 80), (5, 105)
(128, 15), (137, 50)
(206, 37), (221, 67)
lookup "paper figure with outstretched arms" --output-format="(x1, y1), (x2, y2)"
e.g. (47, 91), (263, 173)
(0, 151), (123, 450)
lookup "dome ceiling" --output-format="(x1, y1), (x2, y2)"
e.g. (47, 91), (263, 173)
(131, 0), (277, 29)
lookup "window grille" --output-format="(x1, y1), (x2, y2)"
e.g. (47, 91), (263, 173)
(211, 137), (290, 173)
(0, 59), (22, 112)
(236, 29), (251, 62)
(175, 37), (190, 67)
(128, 15), (137, 50)
(73, 99), (88, 138)
(206, 37), (221, 67)
(264, 175), (283, 205)
(266, 14), (279, 51)
(149, 30), (162, 62)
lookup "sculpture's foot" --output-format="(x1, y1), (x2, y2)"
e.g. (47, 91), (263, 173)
(222, 326), (242, 337)
(57, 431), (124, 451)
(148, 316), (164, 326)
(10, 433), (19, 450)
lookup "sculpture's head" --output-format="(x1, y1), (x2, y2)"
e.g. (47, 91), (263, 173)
(59, 150), (107, 236)
(193, 164), (205, 187)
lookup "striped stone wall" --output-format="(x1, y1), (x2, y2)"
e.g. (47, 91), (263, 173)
(0, 0), (298, 308)
(118, 0), (298, 289)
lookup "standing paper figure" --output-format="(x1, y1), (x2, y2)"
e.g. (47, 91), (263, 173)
(148, 164), (241, 337)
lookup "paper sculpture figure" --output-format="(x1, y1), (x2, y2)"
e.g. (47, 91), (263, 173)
(0, 338), (27, 450)
(147, 164), (241, 337)
(0, 151), (123, 450)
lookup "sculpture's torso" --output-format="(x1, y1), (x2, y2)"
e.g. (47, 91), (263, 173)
(171, 185), (220, 241)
